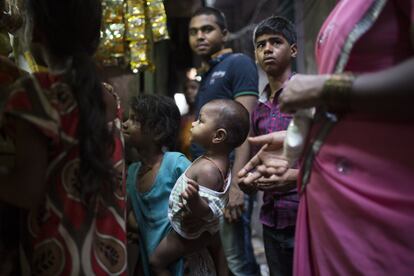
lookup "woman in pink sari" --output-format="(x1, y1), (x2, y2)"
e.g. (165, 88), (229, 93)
(239, 0), (414, 275)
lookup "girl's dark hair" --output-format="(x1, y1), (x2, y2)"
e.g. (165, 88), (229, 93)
(253, 16), (297, 45)
(27, 0), (116, 204)
(130, 94), (181, 151)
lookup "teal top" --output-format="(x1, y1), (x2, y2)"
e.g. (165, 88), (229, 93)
(127, 152), (191, 276)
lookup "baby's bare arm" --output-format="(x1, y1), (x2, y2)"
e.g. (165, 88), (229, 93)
(190, 161), (223, 191)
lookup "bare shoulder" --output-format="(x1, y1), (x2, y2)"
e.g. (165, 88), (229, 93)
(187, 159), (223, 191)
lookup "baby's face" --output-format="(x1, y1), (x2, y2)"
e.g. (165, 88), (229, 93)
(190, 103), (220, 146)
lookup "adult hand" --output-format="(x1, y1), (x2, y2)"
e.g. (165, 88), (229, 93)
(223, 181), (244, 223)
(254, 168), (298, 193)
(279, 74), (329, 113)
(238, 131), (289, 185)
(238, 180), (258, 195)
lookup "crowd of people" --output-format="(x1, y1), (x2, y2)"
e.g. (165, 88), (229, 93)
(0, 0), (413, 275)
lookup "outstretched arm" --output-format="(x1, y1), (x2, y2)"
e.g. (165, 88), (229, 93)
(351, 58), (414, 115)
(279, 58), (414, 116)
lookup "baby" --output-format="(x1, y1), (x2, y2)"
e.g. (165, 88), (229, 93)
(150, 99), (250, 276)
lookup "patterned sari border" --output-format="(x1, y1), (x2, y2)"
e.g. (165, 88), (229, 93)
(335, 0), (387, 73)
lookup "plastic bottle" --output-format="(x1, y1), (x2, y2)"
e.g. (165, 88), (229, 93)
(283, 108), (314, 167)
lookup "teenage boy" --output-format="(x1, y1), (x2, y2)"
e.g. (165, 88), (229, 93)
(247, 16), (299, 276)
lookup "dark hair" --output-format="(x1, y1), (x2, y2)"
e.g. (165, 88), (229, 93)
(130, 94), (181, 151)
(209, 99), (250, 149)
(253, 16), (296, 45)
(27, 0), (116, 204)
(191, 7), (227, 31)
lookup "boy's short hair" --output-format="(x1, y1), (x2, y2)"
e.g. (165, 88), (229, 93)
(253, 16), (296, 45)
(191, 7), (227, 31)
(130, 94), (181, 150)
(209, 99), (250, 149)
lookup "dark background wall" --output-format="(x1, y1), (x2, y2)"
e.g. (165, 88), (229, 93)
(106, 0), (336, 110)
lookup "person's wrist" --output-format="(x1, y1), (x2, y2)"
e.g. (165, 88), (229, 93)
(322, 73), (355, 113)
(230, 179), (241, 191)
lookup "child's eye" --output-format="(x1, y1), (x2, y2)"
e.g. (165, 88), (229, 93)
(270, 38), (283, 46)
(256, 42), (264, 49)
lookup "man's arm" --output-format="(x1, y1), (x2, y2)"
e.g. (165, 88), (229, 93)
(279, 58), (414, 116)
(224, 95), (257, 223)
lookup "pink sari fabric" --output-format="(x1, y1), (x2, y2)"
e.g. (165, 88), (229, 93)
(295, 1), (414, 275)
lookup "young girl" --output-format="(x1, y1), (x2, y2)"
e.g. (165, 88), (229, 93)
(123, 94), (191, 276)
(0, 0), (127, 274)
(149, 99), (251, 276)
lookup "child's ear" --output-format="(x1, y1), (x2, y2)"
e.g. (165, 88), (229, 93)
(291, 43), (298, 58)
(213, 128), (227, 144)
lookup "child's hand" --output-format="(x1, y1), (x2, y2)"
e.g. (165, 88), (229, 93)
(180, 179), (211, 218)
(181, 179), (200, 204)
